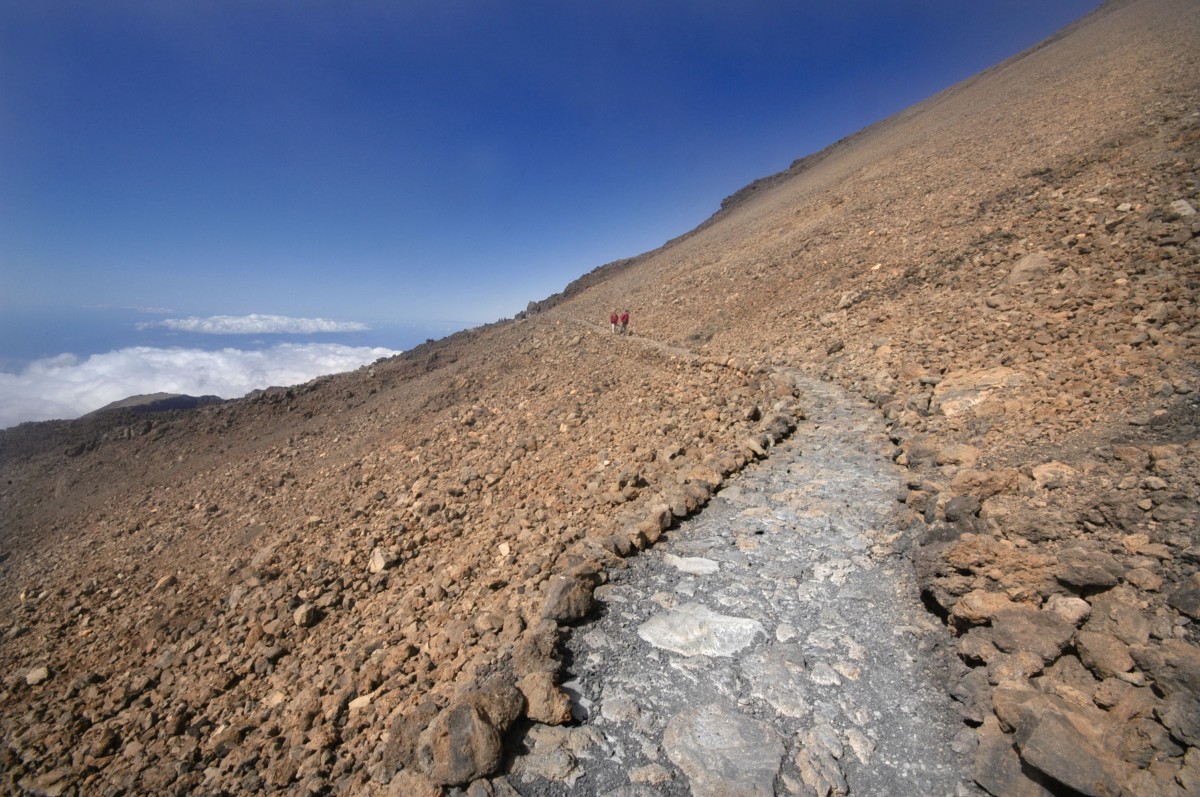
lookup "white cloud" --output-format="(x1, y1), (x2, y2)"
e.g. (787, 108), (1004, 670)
(136, 314), (370, 334)
(0, 343), (399, 429)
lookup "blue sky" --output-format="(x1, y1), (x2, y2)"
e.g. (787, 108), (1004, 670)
(0, 1), (1103, 426)
(2, 0), (1103, 324)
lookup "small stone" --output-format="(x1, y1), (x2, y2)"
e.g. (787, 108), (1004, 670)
(943, 495), (982, 522)
(541, 573), (598, 623)
(952, 589), (1018, 626)
(1076, 631), (1134, 678)
(663, 553), (720, 575)
(1056, 546), (1123, 589)
(1031, 461), (1077, 490)
(1169, 199), (1197, 217)
(991, 607), (1075, 663)
(517, 671), (572, 725)
(25, 666), (50, 686)
(368, 547), (396, 574)
(663, 703), (783, 797)
(293, 603), (317, 627)
(629, 764), (674, 784)
(1168, 572), (1200, 619)
(1045, 594), (1090, 626)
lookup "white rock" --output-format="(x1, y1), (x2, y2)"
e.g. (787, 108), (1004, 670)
(638, 603), (765, 657)
(663, 553), (720, 576)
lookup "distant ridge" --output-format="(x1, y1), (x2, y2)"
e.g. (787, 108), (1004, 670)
(84, 392), (225, 417)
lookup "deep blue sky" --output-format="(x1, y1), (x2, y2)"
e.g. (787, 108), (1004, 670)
(2, 0), (1103, 327)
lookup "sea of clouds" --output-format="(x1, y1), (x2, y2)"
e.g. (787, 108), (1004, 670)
(136, 314), (370, 335)
(0, 314), (402, 429)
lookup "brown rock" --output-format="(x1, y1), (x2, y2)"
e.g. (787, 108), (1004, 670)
(517, 671), (573, 725)
(1076, 631), (1134, 678)
(416, 703), (503, 786)
(1031, 461), (1078, 490)
(541, 573), (598, 623)
(461, 674), (525, 733)
(936, 444), (981, 467)
(991, 607), (1075, 664)
(1167, 572), (1200, 619)
(974, 725), (1056, 797)
(1055, 545), (1123, 589)
(1085, 587), (1151, 646)
(1014, 705), (1122, 796)
(950, 468), (1020, 499)
(1130, 639), (1200, 696)
(952, 589), (1019, 627)
(511, 620), (561, 677)
(987, 651), (1045, 685)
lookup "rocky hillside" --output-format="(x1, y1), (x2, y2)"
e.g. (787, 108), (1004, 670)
(3, 0), (1199, 794)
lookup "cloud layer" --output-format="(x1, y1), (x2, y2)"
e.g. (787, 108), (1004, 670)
(0, 343), (398, 429)
(136, 314), (369, 334)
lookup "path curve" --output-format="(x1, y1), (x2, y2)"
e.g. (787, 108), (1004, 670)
(506, 366), (981, 796)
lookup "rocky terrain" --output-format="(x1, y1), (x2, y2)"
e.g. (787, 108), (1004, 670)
(2, 0), (1199, 794)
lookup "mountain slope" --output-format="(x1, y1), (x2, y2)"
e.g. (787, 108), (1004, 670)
(2, 0), (1199, 794)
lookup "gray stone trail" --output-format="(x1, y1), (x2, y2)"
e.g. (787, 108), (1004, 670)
(505, 375), (980, 797)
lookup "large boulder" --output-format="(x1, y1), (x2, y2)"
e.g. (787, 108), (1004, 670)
(416, 703), (503, 786)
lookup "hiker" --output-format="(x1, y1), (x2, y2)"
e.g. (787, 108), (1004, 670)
(620, 310), (629, 334)
(610, 311), (619, 333)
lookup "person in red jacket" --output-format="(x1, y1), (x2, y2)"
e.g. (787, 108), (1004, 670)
(620, 310), (629, 334)
(610, 311), (619, 333)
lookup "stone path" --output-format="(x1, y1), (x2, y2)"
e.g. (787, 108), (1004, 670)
(504, 374), (982, 797)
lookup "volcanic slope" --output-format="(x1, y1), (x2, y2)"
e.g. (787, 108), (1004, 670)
(2, 0), (1199, 794)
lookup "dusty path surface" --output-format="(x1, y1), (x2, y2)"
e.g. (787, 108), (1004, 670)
(505, 373), (981, 796)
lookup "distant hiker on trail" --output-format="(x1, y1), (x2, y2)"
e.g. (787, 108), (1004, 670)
(610, 311), (619, 333)
(620, 311), (629, 334)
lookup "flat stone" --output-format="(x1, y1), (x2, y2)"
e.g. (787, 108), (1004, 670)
(1168, 572), (1200, 619)
(637, 603), (765, 657)
(1014, 705), (1122, 796)
(952, 589), (1019, 626)
(663, 703), (783, 797)
(1031, 461), (1078, 490)
(1044, 594), (1091, 626)
(933, 367), (1029, 417)
(1084, 587), (1150, 646)
(1056, 546), (1123, 589)
(629, 764), (674, 784)
(1160, 692), (1200, 747)
(1076, 631), (1134, 678)
(991, 607), (1075, 663)
(1005, 252), (1053, 284)
(662, 553), (721, 576)
(740, 644), (809, 718)
(974, 727), (1055, 797)
(1130, 640), (1200, 696)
